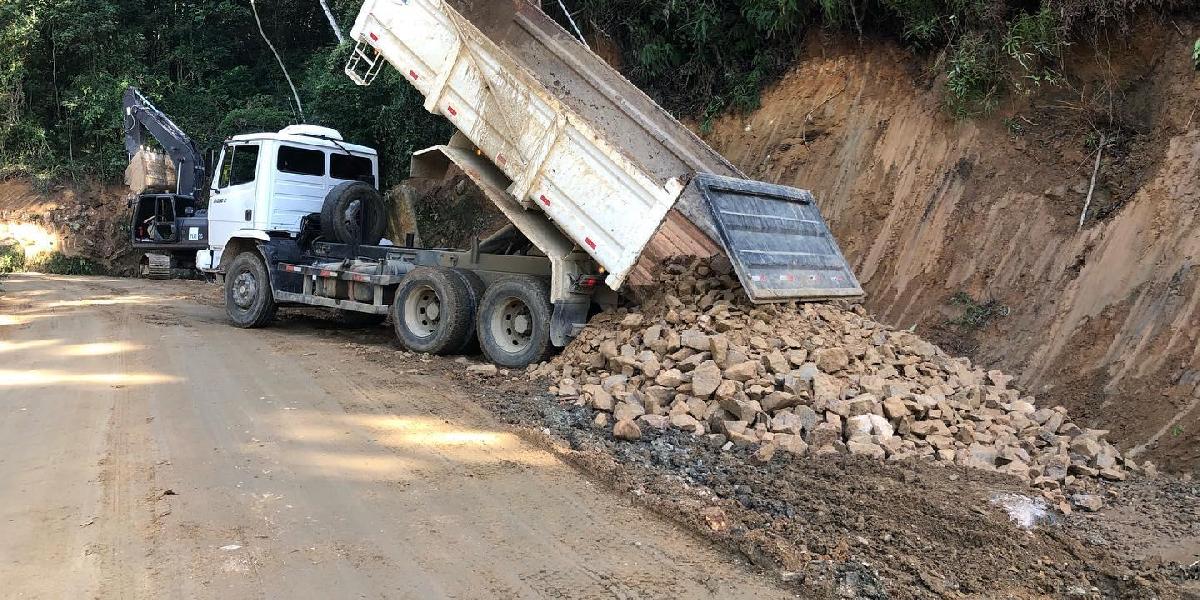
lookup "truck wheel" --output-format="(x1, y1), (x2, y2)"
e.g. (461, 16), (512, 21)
(226, 252), (276, 328)
(333, 310), (386, 328)
(476, 276), (553, 368)
(450, 269), (486, 353)
(392, 267), (474, 354)
(321, 181), (386, 245)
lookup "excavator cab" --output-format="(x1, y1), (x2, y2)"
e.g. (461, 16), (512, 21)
(131, 194), (207, 246)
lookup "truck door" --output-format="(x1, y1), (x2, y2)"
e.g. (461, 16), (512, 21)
(208, 143), (262, 264)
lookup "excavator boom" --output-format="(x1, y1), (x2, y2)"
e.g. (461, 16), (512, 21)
(123, 87), (206, 199)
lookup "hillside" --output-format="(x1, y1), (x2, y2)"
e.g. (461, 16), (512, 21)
(702, 22), (1200, 472)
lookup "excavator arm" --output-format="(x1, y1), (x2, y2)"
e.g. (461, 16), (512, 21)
(123, 87), (206, 199)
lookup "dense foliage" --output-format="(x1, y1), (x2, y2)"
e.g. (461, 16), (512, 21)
(0, 0), (451, 186)
(0, 0), (1185, 184)
(558, 0), (1185, 122)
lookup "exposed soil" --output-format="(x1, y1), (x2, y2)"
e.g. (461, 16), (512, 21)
(700, 21), (1200, 473)
(0, 178), (136, 273)
(404, 167), (509, 249)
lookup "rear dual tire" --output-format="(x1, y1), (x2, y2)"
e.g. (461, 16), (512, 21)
(391, 267), (479, 355)
(476, 276), (553, 368)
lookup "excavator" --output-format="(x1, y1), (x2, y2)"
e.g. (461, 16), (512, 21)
(122, 87), (210, 278)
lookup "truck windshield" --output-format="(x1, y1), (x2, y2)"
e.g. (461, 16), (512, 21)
(331, 154), (375, 186)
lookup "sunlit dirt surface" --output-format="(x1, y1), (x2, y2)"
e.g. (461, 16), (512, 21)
(0, 274), (788, 599)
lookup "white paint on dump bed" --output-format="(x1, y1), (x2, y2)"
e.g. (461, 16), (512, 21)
(348, 0), (681, 289)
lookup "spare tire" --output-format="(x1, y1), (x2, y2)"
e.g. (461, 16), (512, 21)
(321, 181), (387, 245)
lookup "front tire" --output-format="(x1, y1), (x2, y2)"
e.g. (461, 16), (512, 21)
(476, 276), (553, 368)
(225, 252), (277, 328)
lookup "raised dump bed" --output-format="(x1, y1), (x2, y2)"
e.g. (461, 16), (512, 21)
(347, 0), (862, 302)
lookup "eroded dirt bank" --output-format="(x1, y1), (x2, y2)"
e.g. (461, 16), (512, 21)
(0, 179), (134, 271)
(702, 22), (1200, 472)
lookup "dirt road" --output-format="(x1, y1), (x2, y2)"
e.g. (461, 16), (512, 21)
(0, 274), (792, 599)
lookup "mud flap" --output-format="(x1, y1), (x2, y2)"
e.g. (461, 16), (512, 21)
(550, 301), (589, 347)
(694, 174), (864, 303)
(257, 238), (305, 297)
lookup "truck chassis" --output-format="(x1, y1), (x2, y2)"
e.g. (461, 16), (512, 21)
(229, 236), (602, 368)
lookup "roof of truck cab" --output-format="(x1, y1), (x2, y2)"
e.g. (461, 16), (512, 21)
(227, 132), (378, 156)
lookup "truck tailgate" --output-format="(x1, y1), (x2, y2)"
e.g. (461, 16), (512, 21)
(695, 175), (863, 302)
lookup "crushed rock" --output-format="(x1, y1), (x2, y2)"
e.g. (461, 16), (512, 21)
(530, 258), (1153, 505)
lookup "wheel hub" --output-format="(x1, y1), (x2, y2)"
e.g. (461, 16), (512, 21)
(491, 297), (534, 352)
(233, 271), (258, 309)
(404, 285), (442, 338)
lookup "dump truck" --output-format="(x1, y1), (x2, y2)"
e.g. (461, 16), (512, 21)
(211, 0), (862, 368)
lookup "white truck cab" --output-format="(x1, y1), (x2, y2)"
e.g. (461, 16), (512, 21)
(197, 125), (380, 270)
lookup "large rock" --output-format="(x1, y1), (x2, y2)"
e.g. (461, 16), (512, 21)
(714, 379), (738, 401)
(691, 361), (723, 397)
(709, 334), (730, 366)
(809, 422), (842, 448)
(847, 441), (886, 459)
(724, 361), (759, 382)
(845, 415), (874, 440)
(760, 391), (800, 413)
(670, 413), (703, 433)
(614, 401), (646, 422)
(764, 350), (790, 375)
(655, 369), (685, 388)
(829, 394), (876, 418)
(681, 329), (711, 351)
(882, 397), (910, 419)
(770, 411), (805, 435)
(814, 347), (850, 372)
(962, 444), (998, 470)
(794, 405), (821, 436)
(583, 385), (615, 412)
(774, 434), (809, 456)
(613, 419), (642, 441)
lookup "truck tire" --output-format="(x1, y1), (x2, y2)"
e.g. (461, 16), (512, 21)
(449, 269), (486, 353)
(226, 251), (277, 328)
(333, 309), (387, 328)
(392, 267), (475, 355)
(476, 276), (553, 368)
(321, 181), (386, 245)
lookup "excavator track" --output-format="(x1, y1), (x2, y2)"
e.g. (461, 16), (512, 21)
(143, 253), (173, 280)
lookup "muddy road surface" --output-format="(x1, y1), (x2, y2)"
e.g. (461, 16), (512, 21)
(0, 274), (791, 599)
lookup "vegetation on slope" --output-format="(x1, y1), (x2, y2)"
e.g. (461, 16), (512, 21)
(558, 0), (1187, 124)
(0, 0), (451, 187)
(0, 0), (1187, 187)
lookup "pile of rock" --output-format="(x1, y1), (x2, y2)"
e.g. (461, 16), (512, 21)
(530, 258), (1151, 503)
